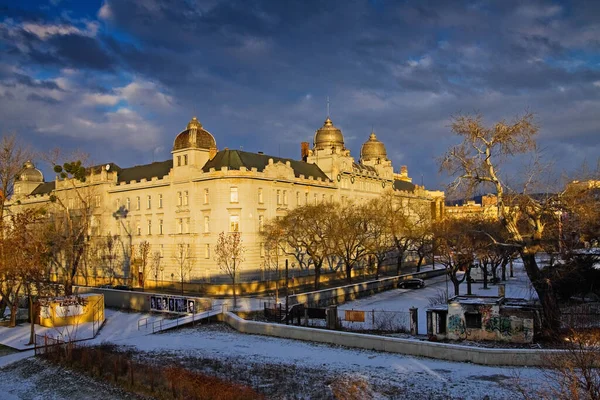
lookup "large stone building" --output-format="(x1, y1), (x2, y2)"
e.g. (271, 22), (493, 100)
(11, 116), (443, 283)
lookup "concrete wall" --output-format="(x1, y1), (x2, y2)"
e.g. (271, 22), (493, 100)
(74, 286), (212, 313)
(223, 311), (563, 367)
(289, 269), (446, 307)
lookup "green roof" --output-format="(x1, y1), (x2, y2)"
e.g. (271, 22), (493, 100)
(117, 160), (173, 183)
(202, 149), (330, 181)
(30, 181), (56, 196)
(393, 179), (415, 192)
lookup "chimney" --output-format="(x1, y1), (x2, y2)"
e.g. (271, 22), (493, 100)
(301, 142), (309, 162)
(400, 165), (408, 176)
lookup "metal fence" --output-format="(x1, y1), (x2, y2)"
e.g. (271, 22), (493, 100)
(561, 303), (600, 329)
(337, 309), (411, 333)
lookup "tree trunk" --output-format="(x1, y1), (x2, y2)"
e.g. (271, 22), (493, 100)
(520, 251), (561, 336)
(346, 263), (352, 283)
(375, 259), (383, 280)
(27, 292), (35, 345)
(466, 268), (472, 295)
(416, 254), (424, 272)
(0, 297), (6, 319)
(396, 253), (403, 275)
(452, 278), (460, 296)
(481, 263), (489, 289)
(314, 264), (321, 290)
(510, 259), (514, 278)
(232, 275), (237, 309)
(9, 302), (17, 328)
(501, 258), (508, 281)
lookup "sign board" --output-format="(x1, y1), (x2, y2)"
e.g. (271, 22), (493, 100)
(345, 310), (365, 322)
(150, 295), (196, 314)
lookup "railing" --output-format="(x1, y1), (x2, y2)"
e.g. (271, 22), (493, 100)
(34, 333), (64, 356)
(149, 305), (223, 334)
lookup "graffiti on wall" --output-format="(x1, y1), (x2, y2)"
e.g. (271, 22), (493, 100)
(484, 317), (512, 336)
(448, 314), (465, 335)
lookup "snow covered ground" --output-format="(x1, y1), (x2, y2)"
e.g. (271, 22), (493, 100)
(114, 323), (546, 399)
(340, 261), (536, 334)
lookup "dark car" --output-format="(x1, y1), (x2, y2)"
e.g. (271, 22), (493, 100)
(98, 284), (114, 289)
(399, 278), (425, 289)
(112, 285), (133, 291)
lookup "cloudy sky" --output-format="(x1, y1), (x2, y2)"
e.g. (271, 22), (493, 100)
(1, 0), (599, 190)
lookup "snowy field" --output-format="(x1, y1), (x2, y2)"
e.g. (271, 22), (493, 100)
(340, 261), (536, 334)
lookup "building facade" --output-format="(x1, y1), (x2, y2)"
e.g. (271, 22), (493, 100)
(11, 116), (444, 283)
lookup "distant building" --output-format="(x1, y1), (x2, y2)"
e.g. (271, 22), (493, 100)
(444, 194), (498, 219)
(10, 115), (444, 283)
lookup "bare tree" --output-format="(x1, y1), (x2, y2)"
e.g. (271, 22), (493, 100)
(278, 204), (335, 290)
(172, 242), (193, 295)
(363, 198), (393, 279)
(150, 251), (162, 288)
(46, 160), (94, 295)
(214, 232), (245, 308)
(136, 241), (150, 288)
(98, 235), (121, 285)
(260, 221), (286, 302)
(432, 218), (477, 296)
(330, 202), (370, 283)
(440, 111), (563, 335)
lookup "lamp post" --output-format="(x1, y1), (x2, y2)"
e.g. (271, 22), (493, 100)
(113, 206), (132, 284)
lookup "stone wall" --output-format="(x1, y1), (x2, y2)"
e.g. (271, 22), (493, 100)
(223, 311), (561, 367)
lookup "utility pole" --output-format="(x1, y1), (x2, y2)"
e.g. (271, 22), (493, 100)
(285, 259), (289, 325)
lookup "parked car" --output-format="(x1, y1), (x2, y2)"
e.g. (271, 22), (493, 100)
(399, 278), (425, 289)
(98, 284), (114, 289)
(112, 285), (133, 291)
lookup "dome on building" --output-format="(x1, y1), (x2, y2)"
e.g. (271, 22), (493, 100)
(360, 132), (387, 161)
(314, 117), (344, 150)
(18, 161), (44, 182)
(173, 117), (217, 151)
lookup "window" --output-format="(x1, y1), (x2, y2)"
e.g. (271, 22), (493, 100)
(177, 155), (181, 166)
(158, 194), (163, 208)
(258, 215), (264, 232)
(230, 187), (238, 203)
(465, 313), (482, 329)
(183, 154), (188, 165)
(203, 189), (209, 204)
(126, 198), (131, 210)
(136, 196), (140, 210)
(183, 191), (189, 206)
(159, 244), (164, 258)
(94, 195), (100, 207)
(136, 224), (141, 236)
(314, 194), (317, 205)
(147, 195), (151, 209)
(147, 219), (152, 235)
(258, 188), (263, 204)
(296, 192), (300, 206)
(304, 192), (308, 205)
(177, 191), (182, 206)
(177, 218), (183, 234)
(204, 216), (210, 233)
(229, 215), (240, 232)
(283, 190), (288, 205)
(260, 243), (265, 257)
(205, 244), (210, 259)
(184, 218), (190, 234)
(159, 219), (163, 235)
(277, 190), (281, 205)
(330, 194), (334, 203)
(322, 194), (326, 203)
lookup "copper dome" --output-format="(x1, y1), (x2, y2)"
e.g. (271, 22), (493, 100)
(360, 132), (387, 161)
(314, 117), (344, 150)
(18, 161), (44, 182)
(173, 117), (217, 151)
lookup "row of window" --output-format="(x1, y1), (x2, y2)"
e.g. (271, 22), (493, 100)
(129, 214), (246, 236)
(117, 187), (336, 213)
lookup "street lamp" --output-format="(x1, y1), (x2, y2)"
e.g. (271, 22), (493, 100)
(113, 206), (132, 284)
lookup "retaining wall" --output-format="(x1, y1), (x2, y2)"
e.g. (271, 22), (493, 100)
(74, 286), (212, 313)
(289, 268), (446, 307)
(223, 311), (562, 367)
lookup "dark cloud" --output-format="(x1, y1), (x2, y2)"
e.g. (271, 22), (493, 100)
(0, 0), (599, 189)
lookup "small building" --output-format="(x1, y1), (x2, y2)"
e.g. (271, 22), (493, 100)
(38, 293), (105, 328)
(426, 295), (536, 343)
